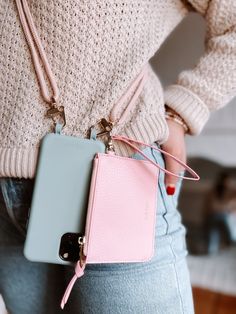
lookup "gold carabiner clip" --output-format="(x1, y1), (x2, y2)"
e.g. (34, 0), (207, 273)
(96, 118), (113, 136)
(46, 97), (66, 128)
(88, 118), (115, 153)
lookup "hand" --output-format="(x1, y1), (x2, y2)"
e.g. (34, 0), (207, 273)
(161, 119), (186, 195)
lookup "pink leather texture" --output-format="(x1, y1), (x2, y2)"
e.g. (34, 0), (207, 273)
(83, 152), (159, 263)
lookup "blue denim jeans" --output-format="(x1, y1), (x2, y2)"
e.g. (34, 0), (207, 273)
(0, 143), (194, 314)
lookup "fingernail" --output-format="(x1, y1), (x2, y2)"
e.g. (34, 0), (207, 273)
(166, 184), (176, 195)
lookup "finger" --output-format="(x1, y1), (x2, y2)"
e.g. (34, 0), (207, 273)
(164, 153), (183, 195)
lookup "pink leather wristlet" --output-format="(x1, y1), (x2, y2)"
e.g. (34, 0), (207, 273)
(61, 151), (159, 309)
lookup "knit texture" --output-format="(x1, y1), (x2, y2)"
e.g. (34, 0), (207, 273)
(0, 0), (236, 178)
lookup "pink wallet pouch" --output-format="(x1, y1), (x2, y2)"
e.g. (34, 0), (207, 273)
(83, 152), (158, 264)
(61, 135), (199, 309)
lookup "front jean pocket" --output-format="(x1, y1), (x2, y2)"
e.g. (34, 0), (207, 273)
(150, 144), (186, 236)
(150, 145), (173, 210)
(0, 178), (34, 236)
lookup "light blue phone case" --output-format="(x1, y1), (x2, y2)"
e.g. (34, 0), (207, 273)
(24, 130), (105, 265)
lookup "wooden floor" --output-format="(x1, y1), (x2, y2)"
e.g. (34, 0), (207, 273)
(193, 287), (236, 314)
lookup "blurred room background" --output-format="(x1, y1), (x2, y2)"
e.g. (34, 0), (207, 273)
(151, 12), (236, 314)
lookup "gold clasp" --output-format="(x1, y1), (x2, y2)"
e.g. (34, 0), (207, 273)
(96, 118), (113, 136)
(89, 118), (115, 153)
(46, 97), (66, 127)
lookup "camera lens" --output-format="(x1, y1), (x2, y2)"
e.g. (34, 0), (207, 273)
(59, 232), (81, 262)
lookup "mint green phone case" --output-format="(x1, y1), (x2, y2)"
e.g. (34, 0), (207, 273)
(24, 132), (105, 265)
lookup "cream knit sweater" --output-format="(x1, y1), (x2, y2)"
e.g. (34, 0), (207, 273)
(0, 0), (236, 178)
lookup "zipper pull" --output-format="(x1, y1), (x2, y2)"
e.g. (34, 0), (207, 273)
(99, 118), (115, 153)
(106, 135), (115, 154)
(60, 236), (86, 309)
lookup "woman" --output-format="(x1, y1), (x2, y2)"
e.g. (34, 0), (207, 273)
(0, 0), (235, 313)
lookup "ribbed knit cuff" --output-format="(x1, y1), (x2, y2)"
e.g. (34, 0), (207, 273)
(164, 85), (210, 135)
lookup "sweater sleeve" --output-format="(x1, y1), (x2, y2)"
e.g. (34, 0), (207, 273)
(164, 0), (236, 135)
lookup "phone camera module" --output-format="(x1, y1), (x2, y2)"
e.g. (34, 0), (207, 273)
(59, 232), (81, 262)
